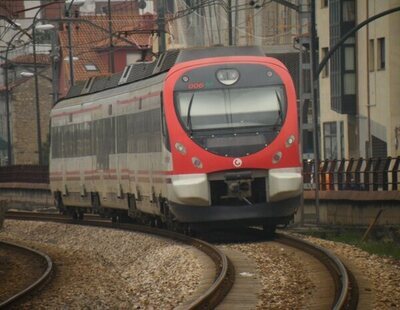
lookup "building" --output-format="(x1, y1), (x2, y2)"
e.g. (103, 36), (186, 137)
(57, 6), (155, 97)
(0, 1), (55, 165)
(316, 0), (400, 160)
(0, 1), (155, 165)
(4, 55), (53, 165)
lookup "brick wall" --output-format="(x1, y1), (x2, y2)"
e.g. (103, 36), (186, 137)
(11, 67), (53, 164)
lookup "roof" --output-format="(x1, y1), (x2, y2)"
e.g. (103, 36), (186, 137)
(10, 54), (51, 65)
(58, 14), (155, 83)
(63, 46), (265, 99)
(0, 1), (24, 18)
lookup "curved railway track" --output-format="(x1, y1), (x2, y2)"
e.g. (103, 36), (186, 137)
(5, 211), (358, 309)
(0, 240), (53, 308)
(275, 233), (358, 309)
(5, 211), (234, 309)
(200, 228), (359, 309)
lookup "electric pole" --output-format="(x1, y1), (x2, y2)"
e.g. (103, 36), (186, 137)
(108, 0), (115, 73)
(228, 0), (233, 45)
(157, 0), (166, 53)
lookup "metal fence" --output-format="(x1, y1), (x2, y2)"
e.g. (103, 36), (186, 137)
(0, 165), (49, 184)
(303, 157), (400, 191)
(0, 158), (400, 191)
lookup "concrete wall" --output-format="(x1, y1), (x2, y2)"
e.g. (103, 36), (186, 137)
(299, 200), (400, 225)
(0, 184), (53, 210)
(299, 190), (400, 225)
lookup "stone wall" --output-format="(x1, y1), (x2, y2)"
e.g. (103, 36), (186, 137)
(11, 66), (53, 164)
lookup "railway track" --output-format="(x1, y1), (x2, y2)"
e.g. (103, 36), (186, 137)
(276, 233), (358, 309)
(200, 228), (359, 309)
(0, 240), (53, 308)
(4, 211), (234, 309)
(5, 211), (358, 309)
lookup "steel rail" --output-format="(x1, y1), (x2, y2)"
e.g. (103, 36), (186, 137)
(5, 211), (235, 309)
(0, 240), (54, 308)
(276, 233), (358, 310)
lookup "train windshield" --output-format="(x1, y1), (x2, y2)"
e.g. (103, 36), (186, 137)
(175, 86), (286, 131)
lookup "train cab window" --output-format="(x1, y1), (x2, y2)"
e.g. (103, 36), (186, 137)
(175, 86), (286, 131)
(174, 86), (287, 157)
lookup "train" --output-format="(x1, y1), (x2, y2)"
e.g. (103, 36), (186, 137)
(49, 46), (302, 233)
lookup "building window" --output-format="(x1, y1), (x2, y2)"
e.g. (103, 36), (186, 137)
(321, 0), (328, 8)
(344, 73), (356, 95)
(372, 135), (387, 158)
(343, 42), (356, 95)
(342, 1), (355, 22)
(377, 37), (385, 70)
(84, 64), (99, 71)
(344, 46), (355, 70)
(323, 122), (338, 159)
(322, 47), (329, 77)
(329, 0), (356, 115)
(368, 39), (375, 71)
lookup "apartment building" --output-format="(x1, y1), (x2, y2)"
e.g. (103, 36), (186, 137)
(316, 0), (400, 159)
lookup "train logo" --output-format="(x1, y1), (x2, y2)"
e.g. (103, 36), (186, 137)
(233, 158), (242, 168)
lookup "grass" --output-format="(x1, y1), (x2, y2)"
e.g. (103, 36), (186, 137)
(298, 227), (400, 260)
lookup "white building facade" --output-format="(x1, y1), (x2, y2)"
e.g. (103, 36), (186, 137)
(316, 0), (400, 160)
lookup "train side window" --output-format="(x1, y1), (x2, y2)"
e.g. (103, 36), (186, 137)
(160, 92), (171, 151)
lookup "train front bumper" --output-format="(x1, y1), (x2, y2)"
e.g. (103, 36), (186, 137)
(167, 168), (302, 206)
(268, 167), (303, 201)
(167, 167), (302, 223)
(168, 196), (300, 223)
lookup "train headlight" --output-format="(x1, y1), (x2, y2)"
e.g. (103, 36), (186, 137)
(216, 69), (240, 85)
(286, 135), (295, 148)
(272, 151), (282, 164)
(192, 157), (203, 169)
(175, 142), (187, 155)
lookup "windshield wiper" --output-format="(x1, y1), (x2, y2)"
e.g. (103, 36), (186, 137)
(273, 90), (284, 130)
(186, 93), (195, 135)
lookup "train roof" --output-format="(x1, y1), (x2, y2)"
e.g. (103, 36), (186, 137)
(62, 46), (265, 101)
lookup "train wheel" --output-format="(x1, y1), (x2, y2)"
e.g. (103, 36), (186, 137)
(183, 224), (195, 236)
(166, 220), (178, 232)
(77, 211), (84, 220)
(153, 217), (162, 228)
(262, 223), (276, 237)
(71, 210), (78, 220)
(92, 193), (100, 212)
(54, 192), (66, 214)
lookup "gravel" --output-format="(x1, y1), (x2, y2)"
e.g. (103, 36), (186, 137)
(221, 231), (400, 309)
(3, 219), (399, 309)
(0, 220), (201, 309)
(0, 242), (46, 303)
(295, 234), (400, 309)
(220, 241), (315, 309)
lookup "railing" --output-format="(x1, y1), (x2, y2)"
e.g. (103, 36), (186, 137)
(0, 165), (49, 184)
(0, 158), (399, 192)
(303, 157), (400, 191)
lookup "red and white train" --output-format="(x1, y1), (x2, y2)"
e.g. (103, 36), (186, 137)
(49, 46), (302, 232)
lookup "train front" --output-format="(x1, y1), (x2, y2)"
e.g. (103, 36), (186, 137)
(163, 52), (302, 227)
